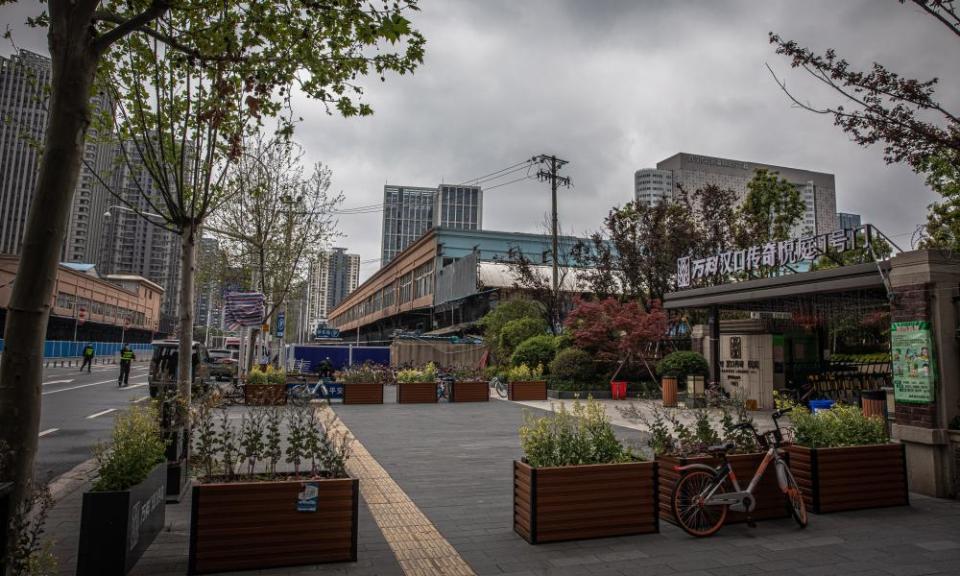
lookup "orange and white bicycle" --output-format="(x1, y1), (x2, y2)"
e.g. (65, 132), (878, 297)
(670, 408), (807, 537)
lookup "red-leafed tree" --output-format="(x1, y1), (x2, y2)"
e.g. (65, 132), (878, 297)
(564, 297), (668, 365)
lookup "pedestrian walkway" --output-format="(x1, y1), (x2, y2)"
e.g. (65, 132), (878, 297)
(41, 397), (960, 576)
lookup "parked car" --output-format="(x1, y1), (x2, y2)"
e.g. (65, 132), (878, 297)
(148, 340), (213, 398)
(208, 348), (239, 381)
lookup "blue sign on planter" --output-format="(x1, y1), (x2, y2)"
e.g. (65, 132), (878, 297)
(297, 482), (319, 512)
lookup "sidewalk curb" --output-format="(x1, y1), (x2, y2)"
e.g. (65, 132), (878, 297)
(47, 457), (97, 503)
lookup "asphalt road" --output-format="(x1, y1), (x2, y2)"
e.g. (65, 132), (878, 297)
(35, 361), (152, 482)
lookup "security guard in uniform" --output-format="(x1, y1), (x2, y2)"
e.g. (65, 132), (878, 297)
(118, 345), (136, 387)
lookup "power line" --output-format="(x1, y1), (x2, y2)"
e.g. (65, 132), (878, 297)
(458, 159), (534, 186)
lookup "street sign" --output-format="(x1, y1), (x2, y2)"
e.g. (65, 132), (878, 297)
(314, 327), (340, 339)
(275, 312), (285, 338)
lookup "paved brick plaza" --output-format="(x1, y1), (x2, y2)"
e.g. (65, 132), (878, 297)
(47, 395), (960, 576)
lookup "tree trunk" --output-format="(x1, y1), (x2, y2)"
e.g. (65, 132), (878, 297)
(0, 23), (99, 509)
(177, 221), (197, 405)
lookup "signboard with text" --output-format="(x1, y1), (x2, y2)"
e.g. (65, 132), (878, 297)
(676, 228), (856, 288)
(891, 321), (937, 404)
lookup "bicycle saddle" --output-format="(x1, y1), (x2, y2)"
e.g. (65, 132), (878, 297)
(707, 442), (736, 454)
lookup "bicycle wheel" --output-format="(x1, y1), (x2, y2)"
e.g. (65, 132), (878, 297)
(494, 379), (507, 399)
(672, 470), (729, 537)
(289, 385), (311, 407)
(778, 460), (808, 528)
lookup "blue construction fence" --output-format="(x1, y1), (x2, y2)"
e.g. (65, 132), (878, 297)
(289, 345), (390, 372)
(0, 339), (154, 359)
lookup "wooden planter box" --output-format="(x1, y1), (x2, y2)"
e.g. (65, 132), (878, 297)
(451, 381), (489, 402)
(77, 463), (167, 576)
(788, 443), (908, 514)
(189, 477), (358, 574)
(397, 381), (437, 403)
(514, 460), (658, 544)
(508, 380), (547, 401)
(342, 382), (384, 404)
(244, 383), (286, 405)
(656, 452), (789, 525)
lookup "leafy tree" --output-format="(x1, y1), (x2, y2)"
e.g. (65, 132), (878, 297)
(564, 297), (667, 366)
(768, 1), (959, 248)
(917, 150), (960, 251)
(691, 184), (740, 257)
(575, 196), (699, 305)
(212, 136), (341, 371)
(0, 0), (424, 515)
(478, 298), (545, 362)
(735, 168), (805, 248)
(511, 335), (558, 371)
(548, 347), (599, 391)
(499, 317), (549, 361)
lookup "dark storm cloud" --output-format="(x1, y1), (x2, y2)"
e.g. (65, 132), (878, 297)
(2, 1), (955, 279)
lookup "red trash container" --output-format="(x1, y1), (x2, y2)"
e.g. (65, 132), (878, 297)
(610, 381), (627, 400)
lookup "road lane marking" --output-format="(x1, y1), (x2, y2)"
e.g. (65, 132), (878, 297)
(122, 383), (148, 390)
(41, 376), (147, 395)
(38, 428), (59, 437)
(132, 396), (150, 403)
(86, 408), (118, 420)
(42, 379), (116, 395)
(42, 379), (74, 386)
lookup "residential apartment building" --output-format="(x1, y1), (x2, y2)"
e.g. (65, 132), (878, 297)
(381, 183), (483, 264)
(97, 141), (181, 333)
(0, 49), (113, 262)
(641, 153), (839, 235)
(306, 247), (360, 332)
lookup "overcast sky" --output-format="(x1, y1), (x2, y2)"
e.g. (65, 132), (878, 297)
(2, 1), (957, 281)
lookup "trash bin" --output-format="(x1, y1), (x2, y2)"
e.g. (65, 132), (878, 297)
(860, 389), (886, 419)
(610, 381), (627, 400)
(662, 377), (678, 407)
(808, 399), (835, 413)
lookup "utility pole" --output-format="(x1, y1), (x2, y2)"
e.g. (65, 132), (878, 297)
(533, 154), (571, 330)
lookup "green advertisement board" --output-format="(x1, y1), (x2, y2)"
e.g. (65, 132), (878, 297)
(891, 321), (937, 404)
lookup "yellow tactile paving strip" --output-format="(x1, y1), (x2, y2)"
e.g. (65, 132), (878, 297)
(328, 415), (476, 576)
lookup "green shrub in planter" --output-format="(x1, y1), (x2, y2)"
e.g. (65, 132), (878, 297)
(656, 351), (708, 381)
(788, 402), (888, 448)
(340, 363), (392, 384)
(519, 399), (637, 467)
(548, 348), (598, 390)
(511, 335), (558, 370)
(505, 363), (543, 383)
(92, 404), (167, 492)
(397, 362), (438, 383)
(246, 368), (268, 385)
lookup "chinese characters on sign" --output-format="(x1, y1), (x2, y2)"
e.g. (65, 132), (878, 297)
(891, 321), (937, 404)
(676, 229), (855, 288)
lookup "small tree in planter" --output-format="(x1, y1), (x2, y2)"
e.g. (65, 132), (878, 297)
(514, 399), (658, 543)
(189, 403), (356, 574)
(77, 404), (168, 576)
(245, 367), (287, 405)
(778, 395), (907, 513)
(340, 363), (390, 404)
(506, 363), (547, 401)
(620, 400), (788, 525)
(656, 351), (709, 407)
(396, 362), (439, 403)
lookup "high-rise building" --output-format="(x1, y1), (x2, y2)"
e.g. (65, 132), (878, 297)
(306, 247), (360, 332)
(195, 237), (222, 332)
(0, 49), (113, 261)
(97, 141), (182, 333)
(643, 153), (839, 235)
(381, 183), (483, 264)
(634, 169), (674, 206)
(838, 212), (862, 231)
